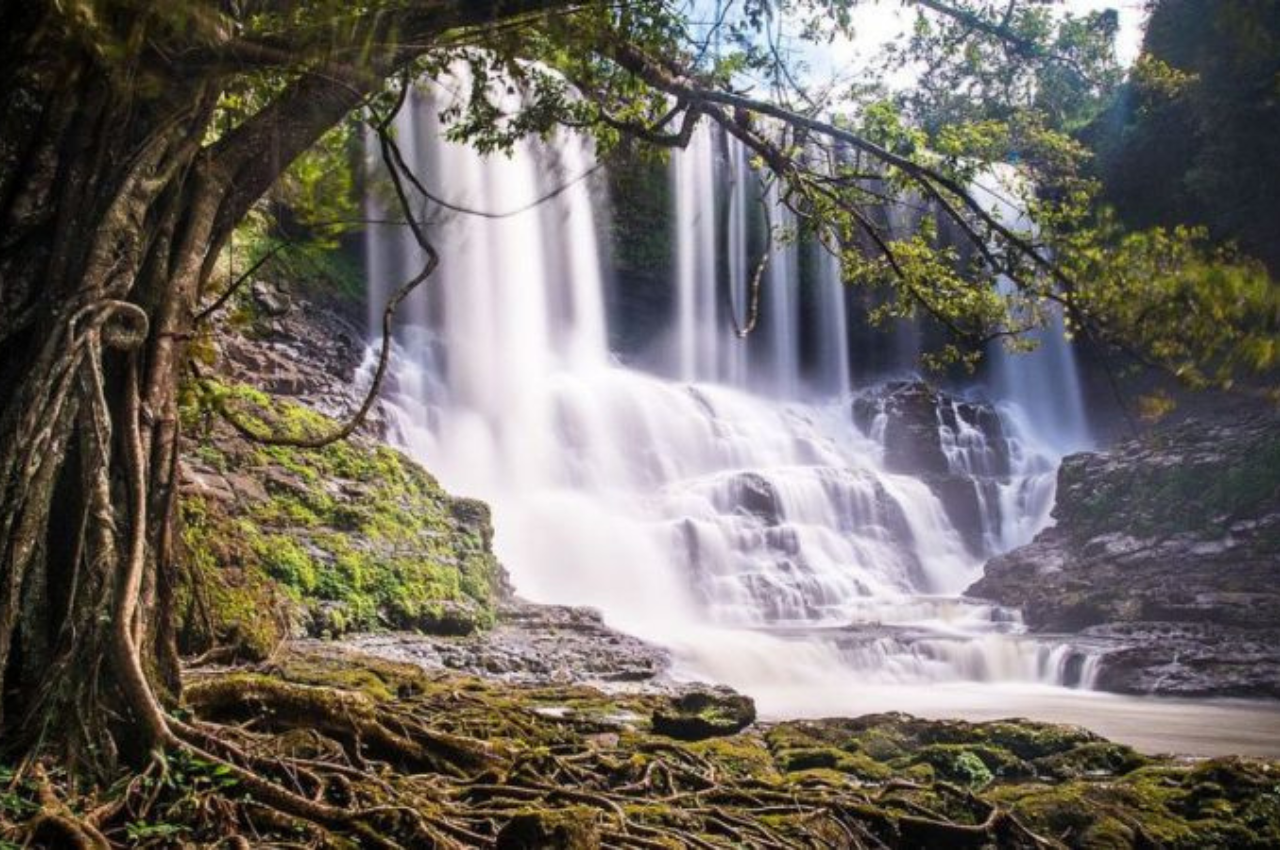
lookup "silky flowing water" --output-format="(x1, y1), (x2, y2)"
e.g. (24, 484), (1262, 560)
(362, 79), (1280, 756)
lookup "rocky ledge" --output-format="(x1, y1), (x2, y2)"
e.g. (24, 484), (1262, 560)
(968, 414), (1280, 698)
(339, 600), (670, 686)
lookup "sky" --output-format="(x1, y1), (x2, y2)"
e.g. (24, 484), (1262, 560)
(813, 1), (1149, 87)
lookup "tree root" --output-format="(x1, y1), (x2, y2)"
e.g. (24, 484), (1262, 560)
(23, 764), (111, 850)
(9, 643), (1078, 849)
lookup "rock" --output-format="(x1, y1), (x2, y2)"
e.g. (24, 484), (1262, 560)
(251, 280), (291, 316)
(925, 475), (988, 549)
(495, 807), (600, 850)
(967, 413), (1280, 697)
(853, 381), (951, 476)
(450, 497), (494, 545)
(852, 381), (1018, 554)
(652, 687), (756, 740)
(308, 601), (354, 639)
(396, 599), (483, 637)
(180, 463), (237, 503)
(344, 601), (670, 686)
(1085, 622), (1280, 699)
(724, 472), (783, 525)
(223, 471), (268, 503)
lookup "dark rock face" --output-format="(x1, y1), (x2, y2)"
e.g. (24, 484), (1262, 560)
(651, 688), (757, 741)
(968, 414), (1280, 697)
(721, 472), (783, 526)
(1084, 623), (1280, 699)
(216, 277), (384, 434)
(852, 381), (1016, 555)
(853, 381), (951, 476)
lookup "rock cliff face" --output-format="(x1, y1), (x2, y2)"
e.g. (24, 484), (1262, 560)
(969, 414), (1280, 697)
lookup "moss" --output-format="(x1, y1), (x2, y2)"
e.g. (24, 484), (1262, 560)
(178, 497), (290, 660)
(684, 734), (779, 782)
(495, 806), (600, 849)
(178, 381), (505, 653)
(1067, 430), (1280, 540)
(899, 744), (1001, 788)
(988, 759), (1280, 850)
(1033, 741), (1150, 779)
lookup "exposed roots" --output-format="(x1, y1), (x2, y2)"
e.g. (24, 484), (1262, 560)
(0, 648), (1077, 848)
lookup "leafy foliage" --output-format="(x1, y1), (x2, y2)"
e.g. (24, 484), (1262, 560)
(1085, 0), (1280, 275)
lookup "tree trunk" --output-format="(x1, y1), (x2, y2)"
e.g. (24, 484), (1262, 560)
(0, 15), (212, 768)
(0, 0), (571, 774)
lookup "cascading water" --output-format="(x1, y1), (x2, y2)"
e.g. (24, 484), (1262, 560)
(365, 76), (1104, 712)
(976, 166), (1092, 453)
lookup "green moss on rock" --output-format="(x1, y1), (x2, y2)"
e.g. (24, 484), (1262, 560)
(495, 807), (601, 850)
(178, 381), (505, 657)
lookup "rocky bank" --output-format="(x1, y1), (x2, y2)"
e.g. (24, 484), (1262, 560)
(968, 414), (1280, 698)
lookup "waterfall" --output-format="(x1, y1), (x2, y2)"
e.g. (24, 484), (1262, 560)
(976, 166), (1091, 453)
(763, 179), (802, 395)
(672, 123), (719, 383)
(812, 236), (852, 396)
(365, 82), (1102, 699)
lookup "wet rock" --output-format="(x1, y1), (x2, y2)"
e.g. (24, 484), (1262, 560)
(345, 601), (670, 687)
(925, 475), (988, 549)
(968, 413), (1280, 697)
(1086, 622), (1280, 699)
(730, 472), (784, 525)
(852, 381), (1016, 554)
(652, 687), (756, 740)
(853, 381), (951, 476)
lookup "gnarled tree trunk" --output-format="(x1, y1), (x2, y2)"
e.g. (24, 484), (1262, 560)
(0, 0), (568, 774)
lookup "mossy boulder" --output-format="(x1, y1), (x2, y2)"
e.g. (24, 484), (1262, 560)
(177, 381), (506, 658)
(651, 688), (756, 741)
(495, 807), (600, 849)
(1033, 741), (1150, 780)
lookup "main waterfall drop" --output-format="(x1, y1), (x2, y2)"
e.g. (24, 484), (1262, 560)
(365, 80), (1100, 707)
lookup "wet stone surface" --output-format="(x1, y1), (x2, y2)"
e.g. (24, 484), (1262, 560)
(340, 600), (671, 688)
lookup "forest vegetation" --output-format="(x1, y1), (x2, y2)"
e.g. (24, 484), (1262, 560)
(0, 0), (1276, 847)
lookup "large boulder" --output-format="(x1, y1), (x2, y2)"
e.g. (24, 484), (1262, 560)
(853, 381), (951, 476)
(652, 687), (757, 740)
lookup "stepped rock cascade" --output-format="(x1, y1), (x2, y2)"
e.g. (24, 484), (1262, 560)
(365, 83), (1104, 704)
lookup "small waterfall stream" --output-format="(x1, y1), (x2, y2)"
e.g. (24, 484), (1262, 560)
(365, 79), (1103, 703)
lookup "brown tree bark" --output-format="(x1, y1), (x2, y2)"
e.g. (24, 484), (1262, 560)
(0, 0), (571, 774)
